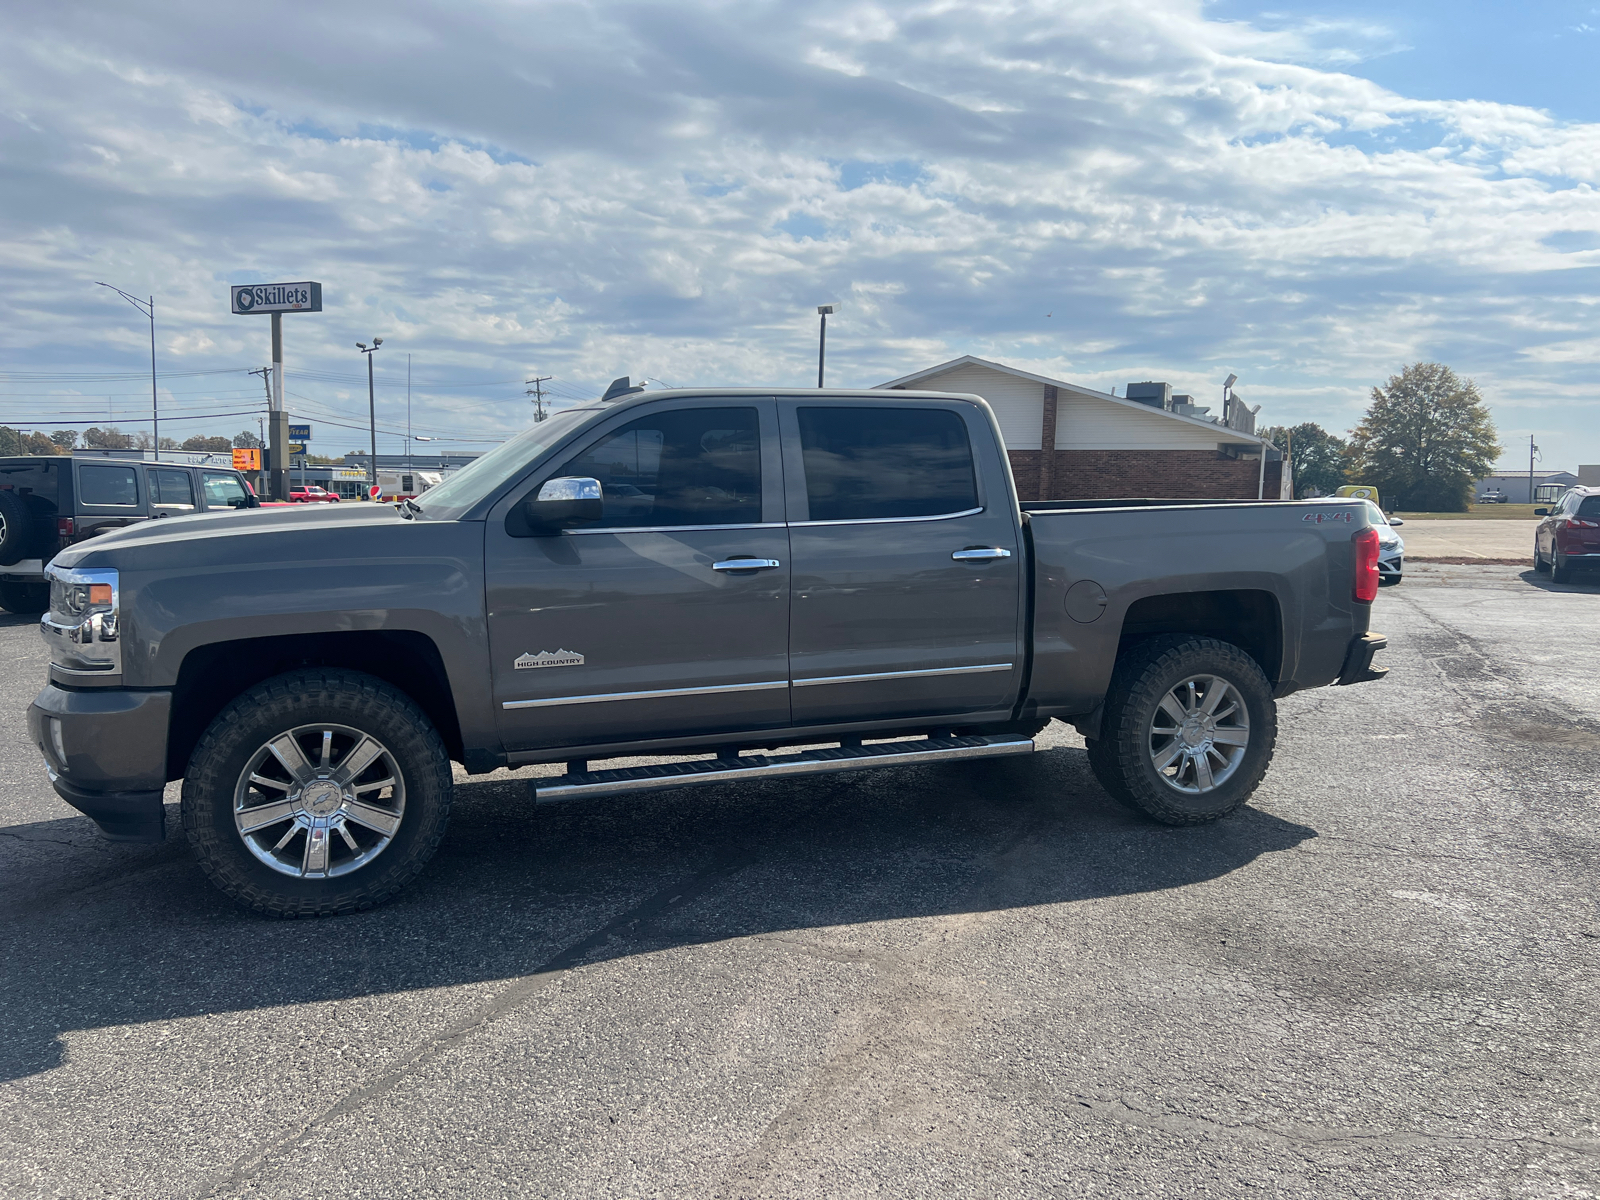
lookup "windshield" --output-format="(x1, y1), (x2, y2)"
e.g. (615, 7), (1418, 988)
(413, 407), (603, 520)
(1364, 501), (1389, 527)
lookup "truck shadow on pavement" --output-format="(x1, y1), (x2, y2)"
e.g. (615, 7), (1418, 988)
(0, 746), (1315, 1082)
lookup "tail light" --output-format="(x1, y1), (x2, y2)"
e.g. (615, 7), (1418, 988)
(1353, 527), (1380, 602)
(1572, 518), (1599, 529)
(57, 517), (75, 539)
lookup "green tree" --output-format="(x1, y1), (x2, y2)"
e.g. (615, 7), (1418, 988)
(181, 435), (233, 452)
(50, 430), (78, 450)
(84, 426), (135, 449)
(0, 428), (63, 455)
(1263, 422), (1347, 498)
(232, 430), (263, 449)
(1346, 363), (1500, 512)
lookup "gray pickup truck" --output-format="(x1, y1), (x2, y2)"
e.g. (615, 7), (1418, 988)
(27, 388), (1388, 916)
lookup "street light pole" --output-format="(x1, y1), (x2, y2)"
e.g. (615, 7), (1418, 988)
(96, 282), (159, 460)
(357, 338), (384, 497)
(816, 305), (834, 388)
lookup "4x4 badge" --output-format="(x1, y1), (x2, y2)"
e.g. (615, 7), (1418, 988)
(1301, 511), (1354, 523)
(515, 649), (585, 669)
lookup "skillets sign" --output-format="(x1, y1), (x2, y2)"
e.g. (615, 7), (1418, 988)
(231, 282), (322, 315)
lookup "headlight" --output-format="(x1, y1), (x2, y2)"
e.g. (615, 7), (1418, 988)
(41, 565), (121, 675)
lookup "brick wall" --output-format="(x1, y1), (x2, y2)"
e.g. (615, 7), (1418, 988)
(1009, 449), (1281, 501)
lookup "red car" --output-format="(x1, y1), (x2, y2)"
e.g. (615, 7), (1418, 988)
(288, 485), (341, 503)
(1535, 486), (1600, 583)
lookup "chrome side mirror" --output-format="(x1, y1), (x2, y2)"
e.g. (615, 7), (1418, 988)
(1387, 516), (1403, 526)
(515, 476), (604, 536)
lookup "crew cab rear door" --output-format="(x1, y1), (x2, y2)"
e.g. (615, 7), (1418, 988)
(778, 398), (1025, 725)
(486, 398), (791, 750)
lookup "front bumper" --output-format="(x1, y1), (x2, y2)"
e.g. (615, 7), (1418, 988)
(1336, 632), (1388, 686)
(27, 685), (172, 842)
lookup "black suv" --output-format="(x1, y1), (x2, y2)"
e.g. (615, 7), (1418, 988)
(0, 456), (259, 613)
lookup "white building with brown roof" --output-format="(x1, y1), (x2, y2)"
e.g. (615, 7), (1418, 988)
(877, 356), (1278, 501)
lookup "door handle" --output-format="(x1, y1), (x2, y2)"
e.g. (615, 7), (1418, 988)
(712, 558), (782, 571)
(951, 547), (1012, 561)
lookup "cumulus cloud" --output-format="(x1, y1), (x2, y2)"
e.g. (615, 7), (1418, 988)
(0, 0), (1597, 462)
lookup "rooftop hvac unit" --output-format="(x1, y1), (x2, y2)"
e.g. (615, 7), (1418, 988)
(1125, 381), (1172, 410)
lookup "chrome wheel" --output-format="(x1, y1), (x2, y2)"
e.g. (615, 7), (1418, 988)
(1147, 675), (1250, 794)
(232, 723), (405, 879)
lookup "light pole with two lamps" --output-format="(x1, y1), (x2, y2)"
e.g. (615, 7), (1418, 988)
(357, 338), (383, 498)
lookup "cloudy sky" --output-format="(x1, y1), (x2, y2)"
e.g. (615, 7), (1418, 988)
(3, 0), (1598, 468)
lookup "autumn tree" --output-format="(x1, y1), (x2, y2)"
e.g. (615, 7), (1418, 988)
(181, 435), (233, 452)
(1263, 423), (1347, 498)
(1345, 363), (1500, 512)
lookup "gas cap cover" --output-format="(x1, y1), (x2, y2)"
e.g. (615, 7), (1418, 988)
(1064, 579), (1108, 623)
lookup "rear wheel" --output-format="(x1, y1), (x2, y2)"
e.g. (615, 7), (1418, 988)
(1091, 636), (1277, 825)
(1552, 549), (1574, 584)
(0, 580), (48, 614)
(181, 669), (453, 917)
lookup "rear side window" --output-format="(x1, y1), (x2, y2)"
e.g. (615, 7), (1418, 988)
(0, 461), (60, 513)
(79, 465), (139, 506)
(797, 407), (978, 522)
(559, 407), (762, 528)
(1577, 496), (1600, 519)
(150, 468), (195, 507)
(202, 471), (249, 508)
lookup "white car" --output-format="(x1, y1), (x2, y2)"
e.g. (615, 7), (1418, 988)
(1364, 501), (1404, 585)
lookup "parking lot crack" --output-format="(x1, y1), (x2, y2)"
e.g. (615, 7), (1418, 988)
(196, 843), (763, 1199)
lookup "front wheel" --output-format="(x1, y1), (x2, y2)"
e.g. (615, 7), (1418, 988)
(1534, 540), (1549, 573)
(181, 669), (453, 916)
(1091, 636), (1277, 825)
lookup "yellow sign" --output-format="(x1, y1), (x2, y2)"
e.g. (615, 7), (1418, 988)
(1336, 485), (1380, 505)
(232, 448), (262, 471)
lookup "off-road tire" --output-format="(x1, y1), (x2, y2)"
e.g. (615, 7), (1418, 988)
(182, 669), (453, 917)
(1093, 635), (1277, 826)
(0, 580), (49, 614)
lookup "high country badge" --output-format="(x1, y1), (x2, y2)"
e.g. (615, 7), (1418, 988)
(515, 649), (585, 669)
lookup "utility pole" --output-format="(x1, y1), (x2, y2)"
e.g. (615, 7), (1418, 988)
(816, 306), (834, 387)
(407, 353), (413, 471)
(525, 375), (552, 422)
(1529, 434), (1539, 505)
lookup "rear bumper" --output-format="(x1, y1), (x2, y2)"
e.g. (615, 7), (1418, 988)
(27, 684), (172, 842)
(1336, 632), (1388, 686)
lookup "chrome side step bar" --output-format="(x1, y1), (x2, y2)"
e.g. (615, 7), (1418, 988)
(532, 734), (1035, 803)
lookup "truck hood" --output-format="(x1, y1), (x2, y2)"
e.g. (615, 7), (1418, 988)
(54, 502), (411, 570)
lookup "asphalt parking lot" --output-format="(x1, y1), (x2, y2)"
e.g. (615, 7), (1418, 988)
(2, 563), (1597, 1199)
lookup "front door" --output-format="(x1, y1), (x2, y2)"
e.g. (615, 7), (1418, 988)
(488, 399), (791, 751)
(780, 399), (1025, 726)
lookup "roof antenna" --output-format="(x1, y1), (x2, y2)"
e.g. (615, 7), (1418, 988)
(601, 376), (646, 402)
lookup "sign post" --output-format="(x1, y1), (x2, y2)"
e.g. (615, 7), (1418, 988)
(231, 283), (322, 501)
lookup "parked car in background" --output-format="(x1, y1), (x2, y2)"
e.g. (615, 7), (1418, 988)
(1535, 486), (1600, 583)
(1363, 501), (1405, 585)
(288, 485), (341, 503)
(0, 456), (259, 613)
(1479, 487), (1508, 504)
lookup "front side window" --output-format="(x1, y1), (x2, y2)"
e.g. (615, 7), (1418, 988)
(78, 465), (139, 507)
(150, 468), (195, 507)
(797, 407), (978, 522)
(558, 407), (762, 528)
(202, 471), (249, 508)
